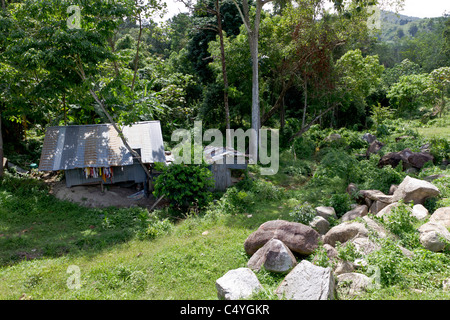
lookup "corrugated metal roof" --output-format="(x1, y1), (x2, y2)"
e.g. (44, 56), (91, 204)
(39, 121), (166, 171)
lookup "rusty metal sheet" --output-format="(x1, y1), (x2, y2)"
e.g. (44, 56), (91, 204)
(38, 121), (165, 171)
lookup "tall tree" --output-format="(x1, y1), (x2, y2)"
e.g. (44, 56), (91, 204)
(182, 0), (233, 144)
(231, 0), (404, 159)
(4, 0), (165, 178)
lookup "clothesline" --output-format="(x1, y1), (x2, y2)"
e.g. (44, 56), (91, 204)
(83, 167), (114, 182)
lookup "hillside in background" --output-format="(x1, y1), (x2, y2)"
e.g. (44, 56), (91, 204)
(378, 10), (443, 42)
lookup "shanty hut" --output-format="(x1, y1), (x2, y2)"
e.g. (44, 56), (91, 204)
(203, 146), (248, 191)
(38, 121), (166, 188)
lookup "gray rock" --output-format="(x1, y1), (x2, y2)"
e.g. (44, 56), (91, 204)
(392, 176), (440, 205)
(247, 239), (297, 273)
(362, 133), (377, 144)
(350, 237), (381, 255)
(389, 184), (398, 195)
(412, 204), (429, 221)
(336, 273), (373, 297)
(323, 221), (369, 247)
(362, 216), (390, 239)
(429, 207), (450, 228)
(369, 201), (389, 214)
(341, 205), (368, 222)
(359, 190), (394, 203)
(275, 260), (335, 300)
(334, 260), (355, 275)
(366, 140), (385, 158)
(216, 268), (262, 300)
(244, 220), (320, 256)
(325, 133), (342, 142)
(418, 222), (450, 252)
(315, 206), (337, 220)
(376, 202), (403, 218)
(310, 216), (330, 235)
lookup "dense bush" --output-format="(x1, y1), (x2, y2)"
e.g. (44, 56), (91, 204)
(153, 164), (214, 214)
(289, 202), (316, 225)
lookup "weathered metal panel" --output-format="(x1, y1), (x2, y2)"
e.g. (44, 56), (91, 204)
(39, 121), (165, 172)
(39, 127), (60, 171)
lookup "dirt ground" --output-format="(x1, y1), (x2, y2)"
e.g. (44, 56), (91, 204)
(49, 179), (164, 209)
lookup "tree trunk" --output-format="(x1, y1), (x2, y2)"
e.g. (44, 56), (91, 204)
(216, 0), (231, 146)
(289, 105), (335, 142)
(233, 0), (268, 162)
(131, 9), (143, 92)
(249, 32), (259, 163)
(63, 92), (67, 126)
(302, 78), (307, 129)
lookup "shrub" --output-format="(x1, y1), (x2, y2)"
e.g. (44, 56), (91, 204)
(289, 202), (316, 225)
(381, 202), (420, 249)
(428, 137), (450, 164)
(293, 136), (316, 159)
(153, 164), (214, 213)
(323, 193), (352, 218)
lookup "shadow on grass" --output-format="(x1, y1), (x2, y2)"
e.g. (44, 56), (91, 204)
(0, 174), (144, 267)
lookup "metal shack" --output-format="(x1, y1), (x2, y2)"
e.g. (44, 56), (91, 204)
(203, 146), (248, 191)
(38, 121), (166, 188)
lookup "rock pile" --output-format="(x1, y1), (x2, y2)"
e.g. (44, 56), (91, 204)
(215, 175), (449, 300)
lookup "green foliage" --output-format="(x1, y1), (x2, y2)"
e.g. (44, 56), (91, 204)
(428, 137), (450, 164)
(336, 241), (362, 262)
(336, 49), (385, 114)
(289, 202), (316, 225)
(323, 193), (352, 218)
(382, 202), (421, 249)
(387, 73), (438, 116)
(153, 164), (214, 213)
(366, 237), (408, 287)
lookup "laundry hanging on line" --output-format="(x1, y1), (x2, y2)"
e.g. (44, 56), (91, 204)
(83, 167), (114, 182)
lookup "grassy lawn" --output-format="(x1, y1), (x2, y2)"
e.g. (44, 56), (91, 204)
(0, 175), (293, 300)
(416, 114), (450, 141)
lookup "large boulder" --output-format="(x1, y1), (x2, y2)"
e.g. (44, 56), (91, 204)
(378, 149), (433, 170)
(247, 239), (297, 273)
(323, 221), (369, 247)
(407, 152), (434, 169)
(216, 268), (262, 300)
(391, 176), (440, 205)
(359, 190), (394, 203)
(275, 260), (335, 300)
(309, 215), (330, 235)
(244, 220), (320, 256)
(378, 152), (403, 168)
(336, 273), (373, 297)
(418, 222), (450, 252)
(366, 140), (384, 158)
(376, 202), (403, 218)
(411, 204), (429, 221)
(315, 206), (337, 220)
(429, 207), (450, 228)
(341, 205), (368, 222)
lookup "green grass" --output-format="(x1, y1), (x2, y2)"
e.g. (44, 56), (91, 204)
(0, 173), (294, 300)
(416, 114), (450, 141)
